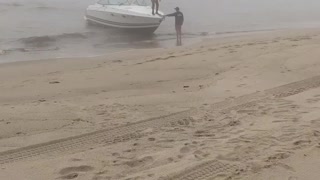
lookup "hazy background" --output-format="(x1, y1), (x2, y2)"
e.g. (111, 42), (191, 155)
(1, 0), (320, 62)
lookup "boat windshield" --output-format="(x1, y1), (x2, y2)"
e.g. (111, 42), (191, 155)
(131, 0), (150, 6)
(97, 0), (150, 6)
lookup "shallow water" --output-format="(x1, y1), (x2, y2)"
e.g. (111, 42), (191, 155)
(1, 0), (320, 62)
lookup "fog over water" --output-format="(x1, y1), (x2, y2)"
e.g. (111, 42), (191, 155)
(1, 0), (320, 62)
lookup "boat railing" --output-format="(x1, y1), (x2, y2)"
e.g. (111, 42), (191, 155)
(97, 0), (150, 6)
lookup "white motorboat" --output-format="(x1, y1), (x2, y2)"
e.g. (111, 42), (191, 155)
(85, 0), (164, 33)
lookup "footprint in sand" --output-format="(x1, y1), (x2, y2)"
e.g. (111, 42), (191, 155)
(58, 165), (94, 179)
(112, 152), (120, 157)
(124, 156), (154, 168)
(228, 120), (241, 126)
(194, 130), (215, 137)
(180, 146), (191, 154)
(228, 49), (237, 53)
(193, 150), (210, 160)
(70, 158), (82, 162)
(265, 153), (290, 162)
(169, 117), (194, 127)
(92, 174), (111, 180)
(59, 165), (94, 179)
(60, 173), (79, 179)
(112, 60), (122, 63)
(306, 95), (320, 104)
(293, 140), (311, 146)
(237, 84), (247, 87)
(49, 81), (60, 84)
(59, 165), (94, 175)
(288, 176), (298, 180)
(311, 119), (320, 125)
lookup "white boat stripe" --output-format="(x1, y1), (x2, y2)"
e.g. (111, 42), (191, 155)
(86, 15), (160, 27)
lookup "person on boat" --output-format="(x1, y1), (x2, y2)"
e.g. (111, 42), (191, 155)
(165, 7), (184, 46)
(151, 0), (160, 15)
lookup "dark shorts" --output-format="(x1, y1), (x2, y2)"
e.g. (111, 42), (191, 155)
(175, 25), (182, 32)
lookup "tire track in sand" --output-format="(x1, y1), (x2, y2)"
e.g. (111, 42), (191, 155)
(163, 160), (241, 180)
(162, 75), (320, 180)
(1, 75), (320, 166)
(0, 110), (194, 165)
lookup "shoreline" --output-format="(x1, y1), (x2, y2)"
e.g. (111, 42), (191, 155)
(0, 27), (281, 65)
(1, 28), (320, 180)
(0, 26), (317, 66)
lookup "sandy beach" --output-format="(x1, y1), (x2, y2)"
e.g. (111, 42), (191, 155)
(1, 29), (320, 180)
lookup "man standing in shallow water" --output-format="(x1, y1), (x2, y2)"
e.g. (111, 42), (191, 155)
(151, 0), (160, 15)
(165, 7), (184, 46)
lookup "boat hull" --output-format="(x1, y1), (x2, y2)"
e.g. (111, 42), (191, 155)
(85, 15), (159, 34)
(85, 4), (163, 34)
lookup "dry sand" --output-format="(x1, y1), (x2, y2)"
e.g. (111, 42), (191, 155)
(1, 29), (320, 180)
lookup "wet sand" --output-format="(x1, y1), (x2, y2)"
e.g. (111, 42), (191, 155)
(1, 29), (320, 180)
